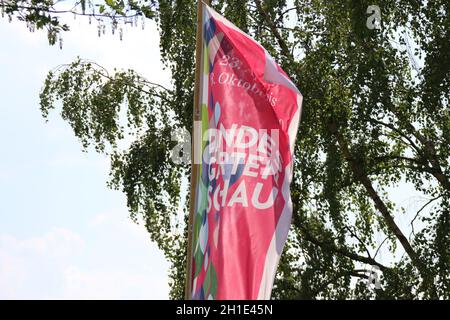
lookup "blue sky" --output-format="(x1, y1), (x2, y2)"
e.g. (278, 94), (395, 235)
(0, 7), (435, 299)
(0, 15), (170, 299)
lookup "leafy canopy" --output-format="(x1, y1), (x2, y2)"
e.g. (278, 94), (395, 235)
(3, 0), (449, 299)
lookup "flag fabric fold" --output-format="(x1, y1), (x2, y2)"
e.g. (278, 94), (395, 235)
(189, 4), (302, 300)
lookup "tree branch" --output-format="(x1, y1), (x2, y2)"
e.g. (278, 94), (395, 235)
(344, 225), (372, 259)
(1, 2), (146, 20)
(253, 0), (296, 62)
(329, 123), (420, 265)
(409, 195), (443, 239)
(374, 236), (389, 259)
(329, 122), (439, 298)
(310, 269), (369, 298)
(369, 118), (421, 153)
(292, 215), (389, 272)
(400, 120), (449, 191)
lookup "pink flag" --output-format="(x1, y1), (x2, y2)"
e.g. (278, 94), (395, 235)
(189, 4), (302, 300)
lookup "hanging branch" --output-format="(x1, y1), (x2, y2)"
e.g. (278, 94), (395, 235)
(0, 0), (157, 45)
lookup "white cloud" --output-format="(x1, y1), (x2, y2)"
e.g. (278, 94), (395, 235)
(89, 210), (151, 240)
(89, 212), (110, 227)
(0, 224), (170, 299)
(0, 11), (171, 300)
(61, 265), (169, 300)
(0, 249), (27, 297)
(46, 152), (110, 170)
(0, 228), (84, 258)
(0, 228), (84, 299)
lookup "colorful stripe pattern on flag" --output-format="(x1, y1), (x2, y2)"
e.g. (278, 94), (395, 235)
(189, 4), (303, 300)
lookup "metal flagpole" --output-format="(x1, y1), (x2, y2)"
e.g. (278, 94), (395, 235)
(185, 0), (210, 300)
